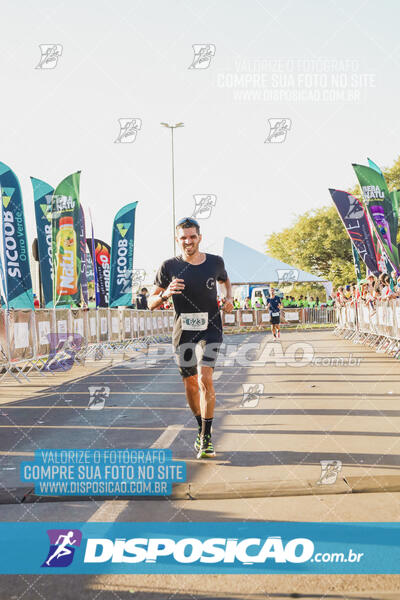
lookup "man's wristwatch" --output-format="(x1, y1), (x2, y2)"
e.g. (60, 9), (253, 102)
(159, 291), (169, 302)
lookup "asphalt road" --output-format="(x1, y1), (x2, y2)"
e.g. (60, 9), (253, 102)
(1, 328), (400, 598)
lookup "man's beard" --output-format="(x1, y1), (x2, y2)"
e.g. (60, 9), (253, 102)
(182, 243), (199, 256)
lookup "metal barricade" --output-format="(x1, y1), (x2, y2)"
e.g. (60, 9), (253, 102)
(109, 308), (121, 343)
(122, 309), (132, 340)
(255, 309), (270, 329)
(6, 309), (36, 381)
(222, 310), (237, 330)
(34, 308), (53, 369)
(98, 307), (109, 344)
(282, 308), (301, 324)
(0, 309), (8, 369)
(238, 309), (255, 330)
(137, 310), (146, 338)
(87, 309), (98, 344)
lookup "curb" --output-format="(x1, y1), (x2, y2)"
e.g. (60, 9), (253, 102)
(5, 475), (400, 504)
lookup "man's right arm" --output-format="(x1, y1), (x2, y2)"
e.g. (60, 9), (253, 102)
(148, 279), (186, 311)
(148, 286), (169, 311)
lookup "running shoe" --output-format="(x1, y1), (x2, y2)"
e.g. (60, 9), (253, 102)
(196, 434), (216, 459)
(194, 431), (201, 452)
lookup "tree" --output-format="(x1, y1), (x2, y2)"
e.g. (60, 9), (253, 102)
(266, 206), (356, 288)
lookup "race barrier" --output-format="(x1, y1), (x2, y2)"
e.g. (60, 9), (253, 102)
(334, 299), (400, 359)
(0, 307), (336, 383)
(0, 308), (174, 384)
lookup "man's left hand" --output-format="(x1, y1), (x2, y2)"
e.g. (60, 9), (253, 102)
(223, 297), (234, 313)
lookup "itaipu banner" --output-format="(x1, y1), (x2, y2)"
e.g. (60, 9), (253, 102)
(87, 238), (110, 307)
(31, 177), (54, 308)
(0, 162), (34, 309)
(109, 202), (138, 307)
(51, 172), (81, 307)
(329, 189), (380, 276)
(352, 163), (399, 272)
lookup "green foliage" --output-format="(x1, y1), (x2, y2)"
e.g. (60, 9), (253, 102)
(266, 155), (400, 288)
(382, 155), (400, 190)
(266, 206), (356, 288)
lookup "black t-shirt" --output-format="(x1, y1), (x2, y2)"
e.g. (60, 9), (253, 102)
(136, 294), (148, 310)
(267, 296), (281, 313)
(154, 253), (228, 344)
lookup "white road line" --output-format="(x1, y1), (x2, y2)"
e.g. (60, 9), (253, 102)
(88, 424), (184, 522)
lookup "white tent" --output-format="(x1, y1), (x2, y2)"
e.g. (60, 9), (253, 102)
(222, 237), (327, 285)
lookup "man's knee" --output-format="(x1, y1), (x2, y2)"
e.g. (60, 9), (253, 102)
(198, 370), (214, 392)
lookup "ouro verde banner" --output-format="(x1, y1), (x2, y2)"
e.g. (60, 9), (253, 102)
(352, 163), (399, 272)
(51, 172), (81, 307)
(0, 162), (34, 309)
(31, 177), (54, 308)
(109, 202), (138, 307)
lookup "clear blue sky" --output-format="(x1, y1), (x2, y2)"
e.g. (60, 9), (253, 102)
(1, 0), (400, 283)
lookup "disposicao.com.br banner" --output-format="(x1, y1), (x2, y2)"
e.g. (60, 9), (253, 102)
(1, 522), (399, 574)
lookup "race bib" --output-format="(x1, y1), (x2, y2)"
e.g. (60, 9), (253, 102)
(181, 312), (208, 331)
(271, 312), (280, 317)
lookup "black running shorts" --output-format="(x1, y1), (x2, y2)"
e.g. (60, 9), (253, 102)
(175, 338), (221, 378)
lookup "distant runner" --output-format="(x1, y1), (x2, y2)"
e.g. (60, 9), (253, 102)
(267, 287), (282, 340)
(149, 217), (233, 459)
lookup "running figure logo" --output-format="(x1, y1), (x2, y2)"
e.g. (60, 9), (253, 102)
(192, 195), (217, 219)
(276, 269), (299, 285)
(240, 383), (264, 408)
(316, 460), (342, 485)
(87, 386), (110, 410)
(132, 268), (146, 286)
(188, 44), (216, 69)
(35, 44), (63, 69)
(264, 118), (291, 143)
(114, 118), (142, 143)
(42, 529), (82, 567)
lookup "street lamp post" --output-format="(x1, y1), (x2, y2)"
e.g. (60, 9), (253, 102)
(161, 122), (184, 256)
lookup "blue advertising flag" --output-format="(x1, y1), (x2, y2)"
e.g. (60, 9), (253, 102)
(329, 189), (380, 276)
(109, 202), (138, 307)
(0, 162), (34, 309)
(31, 177), (54, 308)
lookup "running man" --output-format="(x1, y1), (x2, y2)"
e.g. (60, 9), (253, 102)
(266, 287), (282, 340)
(149, 217), (233, 459)
(46, 531), (77, 566)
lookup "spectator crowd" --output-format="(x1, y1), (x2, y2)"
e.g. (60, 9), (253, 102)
(334, 272), (400, 308)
